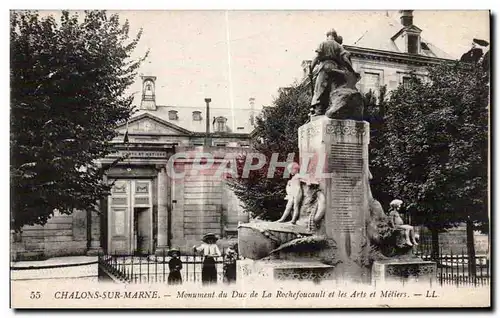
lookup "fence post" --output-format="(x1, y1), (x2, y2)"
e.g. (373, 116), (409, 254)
(155, 251), (158, 283)
(466, 217), (477, 282)
(131, 255), (134, 284)
(461, 249), (465, 286)
(163, 249), (166, 283)
(147, 250), (150, 283)
(139, 255), (142, 283)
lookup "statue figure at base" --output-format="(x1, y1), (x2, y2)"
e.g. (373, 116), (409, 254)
(277, 162), (304, 224)
(277, 163), (325, 234)
(388, 199), (418, 247)
(309, 28), (363, 120)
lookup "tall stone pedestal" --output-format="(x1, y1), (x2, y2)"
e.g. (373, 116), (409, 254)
(298, 116), (370, 282)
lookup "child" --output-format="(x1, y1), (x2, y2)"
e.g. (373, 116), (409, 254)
(388, 199), (418, 246)
(223, 243), (238, 284)
(167, 248), (183, 285)
(277, 162), (304, 224)
(193, 233), (221, 285)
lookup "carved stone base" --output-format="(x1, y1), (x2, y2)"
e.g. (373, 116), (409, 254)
(372, 259), (437, 286)
(86, 247), (103, 256)
(237, 259), (335, 284)
(325, 88), (364, 120)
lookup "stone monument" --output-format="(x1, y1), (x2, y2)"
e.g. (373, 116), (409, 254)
(237, 28), (436, 286)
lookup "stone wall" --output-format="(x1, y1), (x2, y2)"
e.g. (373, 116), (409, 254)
(418, 225), (490, 255)
(12, 210), (88, 261)
(170, 150), (248, 253)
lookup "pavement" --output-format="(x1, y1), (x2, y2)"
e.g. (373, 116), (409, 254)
(11, 255), (98, 269)
(10, 256), (98, 281)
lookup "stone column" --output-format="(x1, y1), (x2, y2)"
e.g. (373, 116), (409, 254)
(298, 116), (370, 282)
(87, 208), (103, 256)
(156, 165), (169, 255)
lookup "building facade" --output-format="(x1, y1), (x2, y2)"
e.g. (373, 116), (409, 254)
(12, 75), (256, 260)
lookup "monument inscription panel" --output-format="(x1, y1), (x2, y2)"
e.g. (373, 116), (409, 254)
(329, 142), (364, 234)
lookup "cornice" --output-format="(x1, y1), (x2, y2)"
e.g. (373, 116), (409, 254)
(344, 45), (454, 66)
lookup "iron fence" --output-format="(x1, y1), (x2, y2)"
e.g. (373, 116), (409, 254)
(415, 234), (490, 287)
(98, 249), (238, 284)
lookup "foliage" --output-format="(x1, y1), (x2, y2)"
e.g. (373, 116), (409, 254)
(10, 10), (147, 230)
(228, 84), (311, 220)
(380, 62), (489, 233)
(363, 86), (392, 208)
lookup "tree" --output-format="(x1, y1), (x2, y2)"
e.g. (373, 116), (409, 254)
(363, 86), (393, 210)
(228, 84), (311, 220)
(10, 10), (147, 231)
(380, 62), (489, 259)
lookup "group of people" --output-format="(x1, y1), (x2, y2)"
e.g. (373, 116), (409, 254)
(166, 233), (238, 286)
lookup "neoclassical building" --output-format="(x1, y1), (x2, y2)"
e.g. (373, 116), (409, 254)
(13, 75), (256, 260)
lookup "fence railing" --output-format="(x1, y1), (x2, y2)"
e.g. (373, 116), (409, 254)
(98, 250), (238, 284)
(415, 233), (490, 287)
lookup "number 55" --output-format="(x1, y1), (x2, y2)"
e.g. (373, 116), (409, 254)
(30, 291), (41, 299)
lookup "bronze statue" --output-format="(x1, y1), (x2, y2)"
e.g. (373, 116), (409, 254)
(310, 29), (363, 119)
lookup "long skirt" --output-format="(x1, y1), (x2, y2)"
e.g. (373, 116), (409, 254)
(168, 271), (182, 285)
(201, 256), (217, 285)
(224, 262), (237, 284)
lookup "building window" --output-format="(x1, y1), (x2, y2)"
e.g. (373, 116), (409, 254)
(215, 143), (226, 147)
(402, 76), (413, 89)
(407, 34), (419, 54)
(364, 72), (380, 97)
(192, 111), (202, 121)
(214, 116), (227, 132)
(168, 110), (178, 120)
(237, 126), (245, 130)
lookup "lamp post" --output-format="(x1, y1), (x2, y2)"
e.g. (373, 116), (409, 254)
(204, 98), (212, 147)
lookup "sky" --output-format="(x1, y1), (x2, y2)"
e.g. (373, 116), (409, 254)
(37, 10), (491, 113)
(109, 10), (489, 113)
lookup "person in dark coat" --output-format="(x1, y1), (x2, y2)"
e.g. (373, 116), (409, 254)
(223, 243), (238, 284)
(193, 233), (221, 285)
(167, 249), (183, 285)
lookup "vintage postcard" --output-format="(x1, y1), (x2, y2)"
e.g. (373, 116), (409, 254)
(9, 9), (490, 308)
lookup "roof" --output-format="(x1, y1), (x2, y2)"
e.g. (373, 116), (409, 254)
(352, 16), (453, 60)
(131, 104), (258, 134)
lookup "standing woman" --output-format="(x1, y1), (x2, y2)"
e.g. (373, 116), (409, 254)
(167, 248), (183, 285)
(193, 233), (221, 285)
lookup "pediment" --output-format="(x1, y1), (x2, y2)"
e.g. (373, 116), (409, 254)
(391, 25), (422, 41)
(116, 113), (192, 135)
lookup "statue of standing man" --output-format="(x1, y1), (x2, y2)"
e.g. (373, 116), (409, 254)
(310, 29), (362, 119)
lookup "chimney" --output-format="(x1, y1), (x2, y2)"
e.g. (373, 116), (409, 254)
(249, 97), (255, 126)
(204, 98), (211, 146)
(399, 10), (414, 27)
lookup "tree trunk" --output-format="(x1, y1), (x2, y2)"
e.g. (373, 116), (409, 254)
(466, 216), (477, 278)
(430, 226), (440, 261)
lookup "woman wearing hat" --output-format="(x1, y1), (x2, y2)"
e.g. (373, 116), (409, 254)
(193, 233), (221, 285)
(167, 248), (183, 285)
